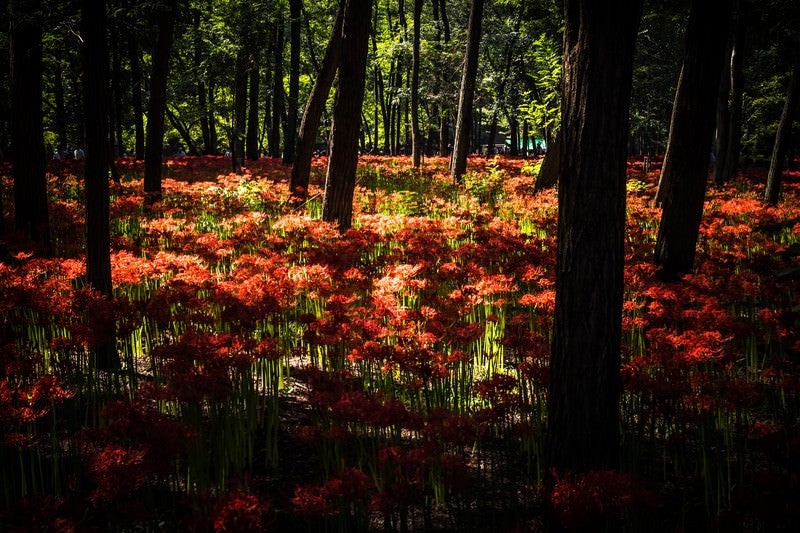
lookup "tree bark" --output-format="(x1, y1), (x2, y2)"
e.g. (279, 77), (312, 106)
(143, 0), (177, 203)
(450, 0), (485, 181)
(82, 0), (119, 370)
(10, 0), (50, 250)
(289, 1), (344, 200)
(246, 55), (261, 161)
(410, 0), (423, 167)
(546, 0), (642, 474)
(128, 28), (144, 159)
(764, 62), (800, 205)
(720, 8), (746, 185)
(269, 17), (285, 159)
(533, 128), (562, 191)
(713, 43), (732, 187)
(654, 0), (732, 280)
(321, 0), (371, 232)
(231, 50), (248, 172)
(283, 0), (302, 164)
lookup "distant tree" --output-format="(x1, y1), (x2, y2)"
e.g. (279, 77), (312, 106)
(410, 0), (423, 168)
(321, 0), (371, 231)
(289, 1), (344, 201)
(283, 0), (302, 164)
(269, 16), (285, 159)
(764, 60), (799, 205)
(10, 0), (50, 251)
(450, 0), (485, 182)
(81, 0), (118, 370)
(143, 0), (178, 204)
(546, 0), (643, 473)
(654, 0), (732, 280)
(246, 51), (261, 161)
(231, 50), (248, 172)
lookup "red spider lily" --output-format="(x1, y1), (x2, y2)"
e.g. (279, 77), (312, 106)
(549, 469), (655, 529)
(212, 490), (272, 532)
(86, 444), (147, 503)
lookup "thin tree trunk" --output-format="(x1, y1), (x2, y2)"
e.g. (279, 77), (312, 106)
(654, 0), (732, 280)
(764, 62), (800, 205)
(166, 107), (199, 155)
(82, 0), (118, 370)
(290, 1), (344, 200)
(231, 50), (248, 172)
(546, 0), (643, 475)
(246, 54), (261, 161)
(194, 8), (211, 155)
(410, 0), (423, 167)
(270, 18), (285, 159)
(128, 29), (144, 159)
(143, 0), (177, 203)
(53, 48), (67, 152)
(284, 0), (302, 164)
(450, 0), (485, 181)
(713, 43), (732, 187)
(10, 0), (50, 251)
(322, 0), (371, 232)
(720, 8), (746, 185)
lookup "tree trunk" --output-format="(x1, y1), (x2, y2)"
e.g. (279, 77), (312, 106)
(283, 0), (302, 164)
(450, 0), (485, 181)
(10, 0), (50, 251)
(246, 55), (261, 161)
(128, 29), (144, 159)
(522, 119), (529, 158)
(713, 43), (732, 187)
(231, 50), (248, 172)
(546, 0), (643, 475)
(509, 114), (519, 156)
(143, 0), (177, 203)
(289, 1), (344, 200)
(82, 0), (119, 370)
(410, 0), (423, 167)
(654, 0), (732, 280)
(764, 62), (800, 205)
(720, 8), (746, 185)
(166, 108), (199, 155)
(53, 48), (67, 153)
(269, 18), (285, 159)
(194, 8), (212, 155)
(322, 0), (371, 232)
(534, 128), (562, 191)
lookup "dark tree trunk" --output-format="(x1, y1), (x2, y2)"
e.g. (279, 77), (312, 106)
(410, 0), (423, 167)
(283, 0), (302, 164)
(113, 45), (124, 157)
(143, 0), (177, 203)
(289, 2), (344, 200)
(534, 128), (562, 191)
(654, 0), (732, 280)
(231, 50), (248, 172)
(546, 0), (643, 475)
(208, 82), (218, 154)
(509, 114), (519, 156)
(485, 113), (498, 158)
(10, 0), (50, 250)
(270, 18), (285, 159)
(82, 0), (118, 370)
(713, 43), (732, 187)
(522, 119), (529, 158)
(720, 9), (746, 185)
(165, 108), (199, 155)
(53, 48), (67, 152)
(450, 0), (485, 181)
(194, 9), (212, 155)
(764, 62), (800, 205)
(128, 30), (144, 159)
(321, 0), (371, 232)
(246, 55), (261, 161)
